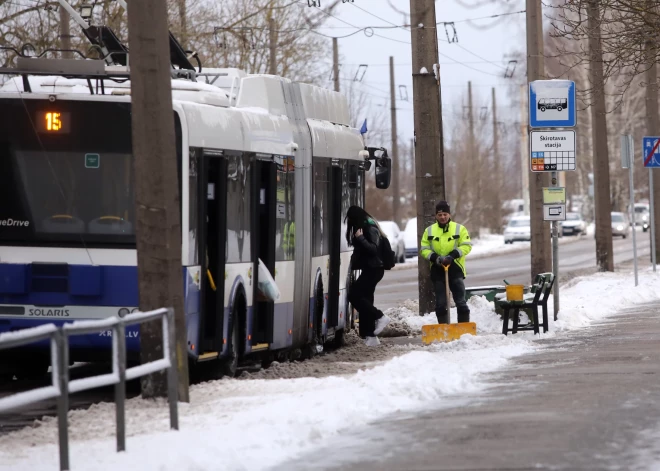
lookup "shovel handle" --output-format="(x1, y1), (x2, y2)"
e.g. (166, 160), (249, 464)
(444, 264), (451, 322)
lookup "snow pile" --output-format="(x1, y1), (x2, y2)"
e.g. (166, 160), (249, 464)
(382, 295), (504, 336)
(0, 336), (532, 471)
(552, 269), (660, 331)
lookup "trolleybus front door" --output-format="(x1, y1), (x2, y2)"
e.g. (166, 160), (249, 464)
(327, 164), (342, 330)
(252, 158), (276, 345)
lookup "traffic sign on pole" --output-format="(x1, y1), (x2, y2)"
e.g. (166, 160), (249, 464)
(530, 130), (576, 172)
(642, 136), (660, 168)
(529, 80), (576, 128)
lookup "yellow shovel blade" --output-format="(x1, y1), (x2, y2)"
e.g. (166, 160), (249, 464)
(421, 322), (477, 345)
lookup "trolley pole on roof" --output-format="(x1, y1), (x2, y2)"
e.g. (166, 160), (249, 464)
(127, 0), (190, 401)
(409, 0), (446, 316)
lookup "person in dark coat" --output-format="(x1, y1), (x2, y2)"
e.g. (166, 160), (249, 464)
(346, 206), (391, 346)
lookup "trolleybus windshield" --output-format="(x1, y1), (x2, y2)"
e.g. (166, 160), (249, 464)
(0, 99), (144, 247)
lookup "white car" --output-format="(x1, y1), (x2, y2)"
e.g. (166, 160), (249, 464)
(561, 212), (587, 236)
(504, 215), (531, 244)
(379, 221), (406, 263)
(611, 212), (631, 238)
(403, 217), (418, 258)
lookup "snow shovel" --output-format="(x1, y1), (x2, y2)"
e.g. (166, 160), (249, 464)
(421, 263), (476, 345)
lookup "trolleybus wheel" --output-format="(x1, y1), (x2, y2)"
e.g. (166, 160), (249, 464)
(222, 314), (240, 377)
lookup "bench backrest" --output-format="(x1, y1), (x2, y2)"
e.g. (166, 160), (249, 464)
(537, 272), (555, 305)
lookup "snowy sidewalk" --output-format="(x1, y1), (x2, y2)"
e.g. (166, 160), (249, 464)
(285, 301), (660, 471)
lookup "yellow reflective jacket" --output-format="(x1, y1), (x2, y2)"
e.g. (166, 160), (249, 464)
(419, 221), (472, 276)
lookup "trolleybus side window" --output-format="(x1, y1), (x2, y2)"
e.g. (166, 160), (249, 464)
(226, 152), (251, 263)
(275, 155), (295, 261)
(313, 158), (330, 257)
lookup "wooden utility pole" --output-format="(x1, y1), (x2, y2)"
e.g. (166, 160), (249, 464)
(127, 0), (190, 401)
(269, 18), (277, 75)
(645, 1), (660, 262)
(178, 0), (188, 50)
(467, 81), (480, 237)
(59, 7), (72, 59)
(492, 87), (501, 229)
(410, 0), (445, 315)
(332, 37), (340, 92)
(390, 56), (400, 227)
(587, 0), (614, 271)
(526, 0), (551, 281)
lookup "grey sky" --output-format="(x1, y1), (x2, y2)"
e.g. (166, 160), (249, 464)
(313, 0), (527, 143)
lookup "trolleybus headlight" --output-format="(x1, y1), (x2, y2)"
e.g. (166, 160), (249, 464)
(118, 308), (130, 318)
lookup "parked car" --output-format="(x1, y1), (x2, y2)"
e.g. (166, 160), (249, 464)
(611, 212), (631, 238)
(634, 203), (650, 232)
(504, 215), (531, 243)
(561, 212), (587, 236)
(379, 221), (406, 263)
(403, 217), (418, 258)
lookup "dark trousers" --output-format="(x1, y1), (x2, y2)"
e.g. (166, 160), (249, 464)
(431, 269), (470, 324)
(349, 268), (385, 337)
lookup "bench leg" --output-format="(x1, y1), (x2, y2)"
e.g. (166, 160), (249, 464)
(542, 303), (549, 333)
(512, 307), (520, 334)
(502, 307), (510, 335)
(532, 306), (540, 335)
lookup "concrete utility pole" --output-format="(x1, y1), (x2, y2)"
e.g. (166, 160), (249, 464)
(645, 1), (660, 263)
(269, 18), (277, 75)
(520, 85), (530, 215)
(409, 0), (446, 316)
(127, 0), (190, 401)
(526, 0), (551, 281)
(59, 7), (72, 59)
(332, 38), (340, 92)
(492, 87), (502, 228)
(390, 56), (400, 227)
(587, 0), (614, 271)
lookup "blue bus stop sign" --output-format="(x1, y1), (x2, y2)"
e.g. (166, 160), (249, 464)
(643, 137), (660, 168)
(529, 80), (576, 128)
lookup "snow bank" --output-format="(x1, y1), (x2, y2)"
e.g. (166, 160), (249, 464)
(0, 337), (532, 471)
(2, 270), (659, 471)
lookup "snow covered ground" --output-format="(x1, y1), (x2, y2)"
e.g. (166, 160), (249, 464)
(1, 268), (659, 471)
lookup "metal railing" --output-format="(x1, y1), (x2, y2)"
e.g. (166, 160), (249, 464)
(0, 307), (179, 471)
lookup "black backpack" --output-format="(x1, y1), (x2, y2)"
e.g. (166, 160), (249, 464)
(379, 235), (396, 270)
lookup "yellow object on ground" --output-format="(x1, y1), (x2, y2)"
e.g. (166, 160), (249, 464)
(505, 284), (524, 301)
(421, 322), (477, 345)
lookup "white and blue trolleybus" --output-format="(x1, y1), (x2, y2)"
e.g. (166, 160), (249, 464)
(0, 58), (391, 378)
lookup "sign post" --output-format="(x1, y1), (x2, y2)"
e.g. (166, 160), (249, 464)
(529, 80), (577, 322)
(643, 137), (660, 272)
(621, 135), (638, 286)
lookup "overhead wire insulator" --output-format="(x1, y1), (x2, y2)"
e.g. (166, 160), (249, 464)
(307, 0), (320, 6)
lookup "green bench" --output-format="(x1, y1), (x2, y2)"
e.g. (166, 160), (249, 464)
(497, 273), (555, 335)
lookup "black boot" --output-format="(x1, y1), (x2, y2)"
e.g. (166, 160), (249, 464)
(436, 308), (449, 324)
(457, 308), (470, 323)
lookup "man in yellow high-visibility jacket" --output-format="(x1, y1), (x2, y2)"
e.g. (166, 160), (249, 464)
(419, 200), (473, 324)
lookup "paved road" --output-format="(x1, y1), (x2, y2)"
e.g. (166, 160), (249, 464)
(283, 302), (660, 471)
(376, 231), (651, 311)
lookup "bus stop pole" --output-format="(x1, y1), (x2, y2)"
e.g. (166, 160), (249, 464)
(551, 171), (559, 321)
(651, 170), (657, 272)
